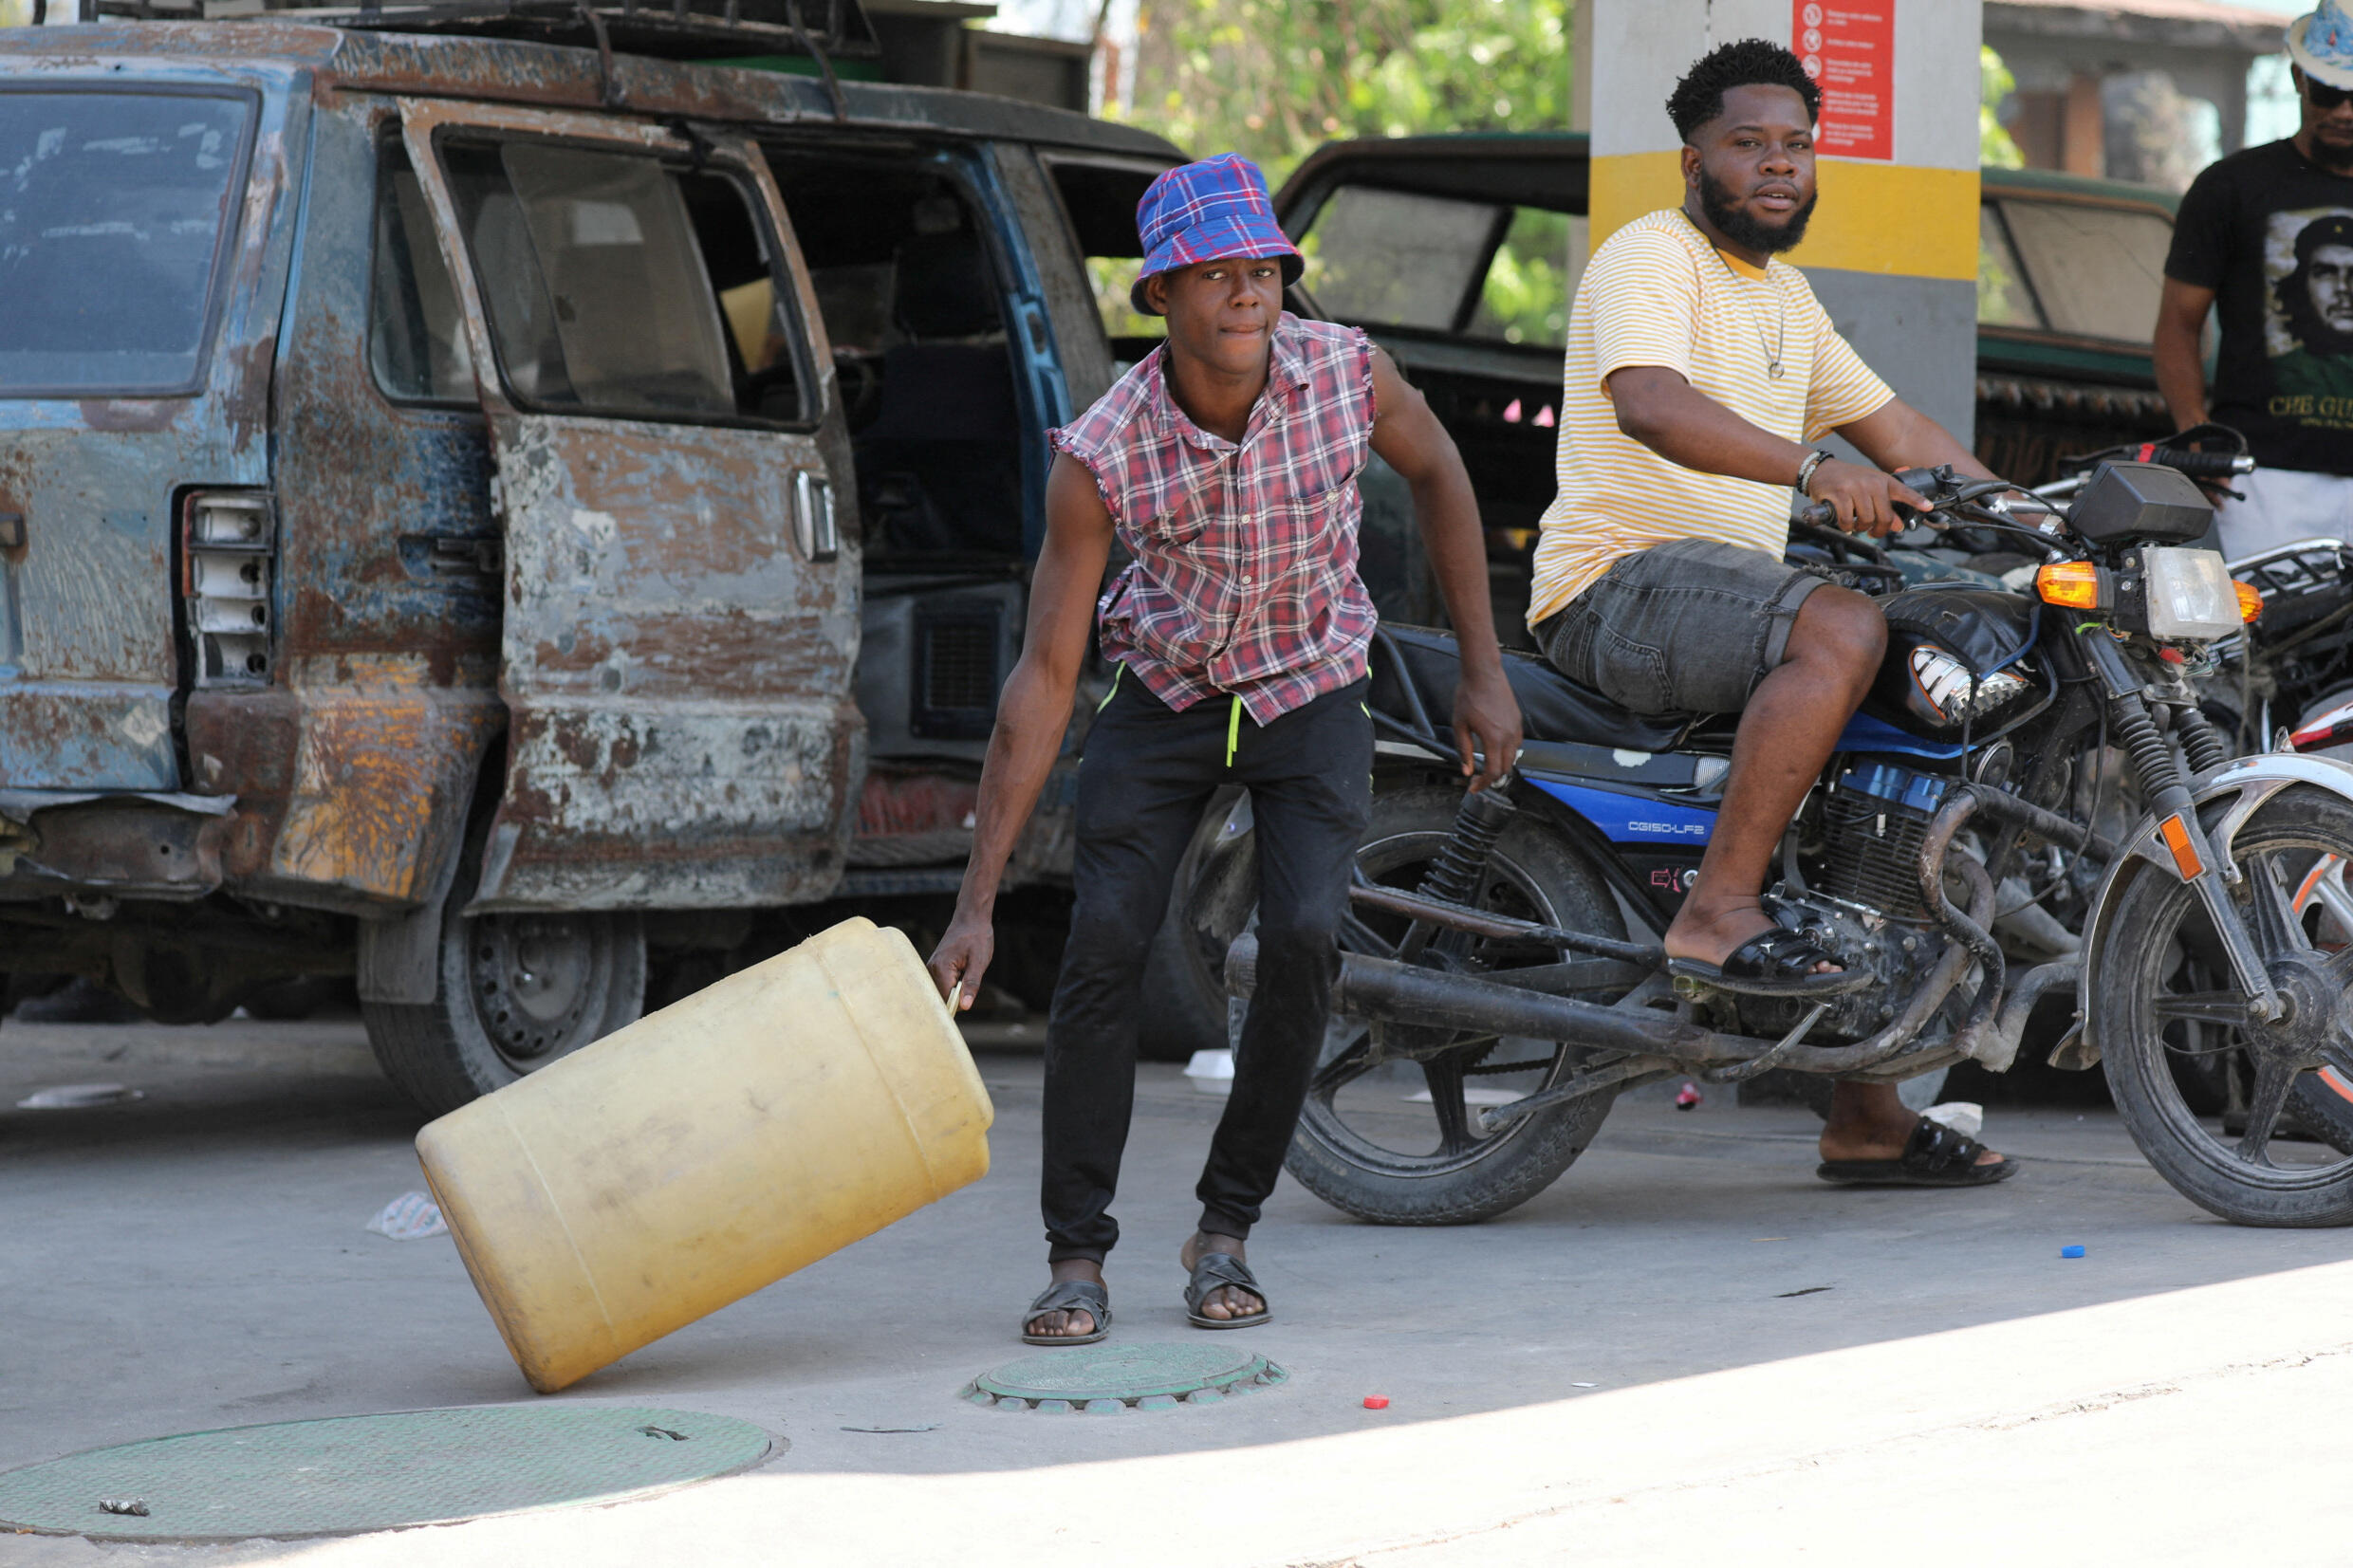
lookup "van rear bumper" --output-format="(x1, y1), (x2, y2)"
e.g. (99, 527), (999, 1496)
(0, 790), (235, 901)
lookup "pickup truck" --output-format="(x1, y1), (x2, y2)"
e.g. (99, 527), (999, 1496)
(1270, 132), (2183, 640)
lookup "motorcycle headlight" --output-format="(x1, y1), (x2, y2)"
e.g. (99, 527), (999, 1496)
(2135, 547), (2240, 642)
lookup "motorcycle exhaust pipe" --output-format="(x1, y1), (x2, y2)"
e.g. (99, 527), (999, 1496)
(1223, 935), (1749, 1064)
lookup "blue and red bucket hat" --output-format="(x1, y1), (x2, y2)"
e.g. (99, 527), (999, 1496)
(1130, 153), (1304, 316)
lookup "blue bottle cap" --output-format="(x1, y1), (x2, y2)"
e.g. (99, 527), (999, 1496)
(2060, 1245), (2086, 1258)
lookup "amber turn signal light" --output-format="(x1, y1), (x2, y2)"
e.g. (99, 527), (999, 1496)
(2234, 581), (2263, 623)
(2035, 562), (2104, 611)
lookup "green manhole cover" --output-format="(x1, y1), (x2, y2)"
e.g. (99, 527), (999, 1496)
(0, 1405), (776, 1541)
(964, 1341), (1288, 1411)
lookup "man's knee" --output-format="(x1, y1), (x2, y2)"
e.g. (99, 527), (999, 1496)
(1059, 898), (1160, 984)
(1787, 585), (1887, 688)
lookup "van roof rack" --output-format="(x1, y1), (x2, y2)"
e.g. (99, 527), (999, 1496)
(86, 0), (881, 65)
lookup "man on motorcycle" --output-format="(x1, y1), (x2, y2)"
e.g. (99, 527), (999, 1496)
(1529, 40), (2010, 1183)
(926, 154), (1524, 1342)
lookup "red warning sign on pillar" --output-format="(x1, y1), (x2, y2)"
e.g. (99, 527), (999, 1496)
(1792, 1), (1894, 161)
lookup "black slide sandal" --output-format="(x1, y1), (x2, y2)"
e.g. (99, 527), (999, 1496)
(1668, 927), (1873, 998)
(1183, 1252), (1270, 1330)
(1817, 1116), (2016, 1188)
(1021, 1280), (1111, 1346)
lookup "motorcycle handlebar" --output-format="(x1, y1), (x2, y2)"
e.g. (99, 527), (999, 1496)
(2132, 444), (2256, 478)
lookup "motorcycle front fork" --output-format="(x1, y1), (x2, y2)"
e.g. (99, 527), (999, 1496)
(2084, 630), (2285, 1020)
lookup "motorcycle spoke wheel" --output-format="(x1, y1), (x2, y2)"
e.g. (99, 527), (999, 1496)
(1288, 790), (1630, 1193)
(2101, 787), (2353, 1225)
(2154, 991), (2256, 1031)
(2237, 1056), (2303, 1166)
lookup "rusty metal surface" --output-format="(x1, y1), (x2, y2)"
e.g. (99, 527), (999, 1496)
(0, 23), (1182, 159)
(396, 100), (862, 911)
(0, 56), (306, 797)
(0, 798), (231, 899)
(195, 96), (512, 913)
(0, 26), (1159, 930)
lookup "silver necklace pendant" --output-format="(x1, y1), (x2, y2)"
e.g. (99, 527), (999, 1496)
(1769, 360), (1784, 379)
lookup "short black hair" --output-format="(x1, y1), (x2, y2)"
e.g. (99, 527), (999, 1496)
(1665, 39), (1822, 142)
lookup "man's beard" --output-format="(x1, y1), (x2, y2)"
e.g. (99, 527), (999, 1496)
(2311, 133), (2353, 172)
(1697, 167), (1817, 254)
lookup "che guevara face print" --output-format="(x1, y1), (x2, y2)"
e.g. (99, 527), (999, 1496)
(2267, 208), (2353, 357)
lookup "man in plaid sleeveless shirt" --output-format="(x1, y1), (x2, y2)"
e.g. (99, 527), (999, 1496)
(929, 154), (1521, 1342)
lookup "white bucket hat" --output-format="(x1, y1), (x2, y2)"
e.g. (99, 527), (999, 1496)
(2290, 0), (2353, 93)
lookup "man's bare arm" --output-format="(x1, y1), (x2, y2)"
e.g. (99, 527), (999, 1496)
(1607, 365), (1925, 535)
(926, 453), (1115, 1007)
(1834, 395), (1996, 481)
(2154, 277), (2216, 432)
(1365, 347), (1522, 789)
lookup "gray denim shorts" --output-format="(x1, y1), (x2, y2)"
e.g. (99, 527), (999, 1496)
(1532, 538), (1828, 715)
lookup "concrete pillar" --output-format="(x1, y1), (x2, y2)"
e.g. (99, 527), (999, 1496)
(1586, 0), (1982, 444)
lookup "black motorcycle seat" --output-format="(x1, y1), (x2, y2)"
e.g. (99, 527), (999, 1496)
(1370, 624), (1695, 754)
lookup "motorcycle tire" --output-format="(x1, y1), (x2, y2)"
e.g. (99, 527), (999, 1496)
(1270, 784), (1632, 1226)
(2099, 785), (2353, 1227)
(1138, 788), (1248, 1063)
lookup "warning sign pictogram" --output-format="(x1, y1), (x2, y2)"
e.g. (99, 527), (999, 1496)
(1792, 1), (1894, 161)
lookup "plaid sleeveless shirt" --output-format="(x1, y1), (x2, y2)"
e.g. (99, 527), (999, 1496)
(1050, 313), (1380, 724)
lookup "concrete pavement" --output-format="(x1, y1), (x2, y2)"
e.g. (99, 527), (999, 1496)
(4, 1015), (2352, 1564)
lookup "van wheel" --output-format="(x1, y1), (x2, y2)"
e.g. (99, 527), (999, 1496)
(363, 904), (645, 1118)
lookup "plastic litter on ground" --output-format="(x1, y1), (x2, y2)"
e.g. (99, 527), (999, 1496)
(2062, 1245), (2087, 1259)
(964, 1341), (1288, 1411)
(0, 1405), (774, 1541)
(363, 1191), (447, 1241)
(15, 1083), (142, 1110)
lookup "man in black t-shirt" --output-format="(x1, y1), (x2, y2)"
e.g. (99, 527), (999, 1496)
(2158, 0), (2353, 555)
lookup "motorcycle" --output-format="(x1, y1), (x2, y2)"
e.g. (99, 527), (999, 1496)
(1193, 460), (2353, 1227)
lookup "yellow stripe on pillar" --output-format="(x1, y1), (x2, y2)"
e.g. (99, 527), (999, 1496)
(1588, 151), (1979, 283)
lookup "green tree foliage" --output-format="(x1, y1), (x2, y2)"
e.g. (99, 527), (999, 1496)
(1109, 1), (1572, 343)
(1981, 45), (2025, 170)
(1121, 0), (1570, 183)
(1978, 47), (2029, 326)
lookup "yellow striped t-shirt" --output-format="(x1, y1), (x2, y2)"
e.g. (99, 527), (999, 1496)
(1526, 209), (1895, 627)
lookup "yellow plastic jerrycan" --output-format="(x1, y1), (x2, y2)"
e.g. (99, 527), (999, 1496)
(415, 916), (992, 1393)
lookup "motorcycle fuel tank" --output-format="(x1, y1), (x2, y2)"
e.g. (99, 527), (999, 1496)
(1864, 586), (2043, 739)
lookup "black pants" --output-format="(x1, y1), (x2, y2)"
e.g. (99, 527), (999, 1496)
(1042, 672), (1373, 1264)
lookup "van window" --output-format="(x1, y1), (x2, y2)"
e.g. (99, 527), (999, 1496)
(1997, 199), (2172, 343)
(440, 140), (806, 423)
(0, 90), (253, 396)
(370, 146), (475, 403)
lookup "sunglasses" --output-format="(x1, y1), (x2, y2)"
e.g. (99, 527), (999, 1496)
(2309, 77), (2353, 110)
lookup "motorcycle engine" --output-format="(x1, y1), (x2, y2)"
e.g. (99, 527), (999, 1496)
(1716, 761), (1966, 1044)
